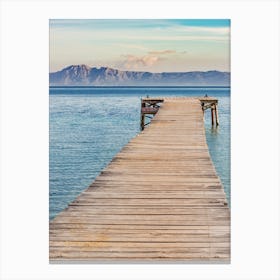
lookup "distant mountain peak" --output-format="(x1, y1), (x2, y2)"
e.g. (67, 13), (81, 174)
(67, 64), (90, 68)
(50, 65), (230, 86)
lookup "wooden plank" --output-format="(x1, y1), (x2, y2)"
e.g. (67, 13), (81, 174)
(50, 224), (229, 231)
(69, 198), (228, 206)
(50, 241), (229, 249)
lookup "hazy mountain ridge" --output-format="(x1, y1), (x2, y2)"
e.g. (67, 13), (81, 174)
(50, 64), (230, 86)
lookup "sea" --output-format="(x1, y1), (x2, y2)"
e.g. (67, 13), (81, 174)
(49, 87), (230, 220)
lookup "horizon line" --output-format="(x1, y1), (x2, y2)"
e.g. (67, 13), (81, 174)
(49, 85), (230, 88)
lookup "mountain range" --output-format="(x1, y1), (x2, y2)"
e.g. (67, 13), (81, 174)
(49, 65), (230, 86)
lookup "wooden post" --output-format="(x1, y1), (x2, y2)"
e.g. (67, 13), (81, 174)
(211, 106), (215, 126)
(141, 100), (145, 131)
(214, 104), (219, 126)
(201, 103), (205, 116)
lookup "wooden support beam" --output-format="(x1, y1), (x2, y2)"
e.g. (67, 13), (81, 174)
(141, 115), (145, 131)
(140, 100), (146, 131)
(214, 104), (219, 126)
(211, 107), (215, 126)
(140, 99), (163, 130)
(141, 107), (159, 114)
(199, 98), (220, 126)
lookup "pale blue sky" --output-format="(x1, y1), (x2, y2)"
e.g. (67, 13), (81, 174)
(50, 19), (230, 73)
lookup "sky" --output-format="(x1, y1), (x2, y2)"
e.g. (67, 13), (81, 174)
(49, 19), (230, 73)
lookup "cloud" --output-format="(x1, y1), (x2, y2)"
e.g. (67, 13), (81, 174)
(121, 54), (160, 69)
(148, 50), (176, 55)
(120, 50), (178, 69)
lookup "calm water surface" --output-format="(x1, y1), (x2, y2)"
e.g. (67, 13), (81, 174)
(49, 87), (230, 220)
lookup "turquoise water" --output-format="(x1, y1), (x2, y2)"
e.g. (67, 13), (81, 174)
(49, 87), (230, 220)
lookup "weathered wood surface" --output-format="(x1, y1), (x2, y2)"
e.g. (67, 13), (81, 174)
(50, 97), (230, 262)
(141, 107), (159, 114)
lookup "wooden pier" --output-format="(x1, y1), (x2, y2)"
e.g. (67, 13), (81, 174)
(141, 97), (219, 129)
(50, 97), (230, 262)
